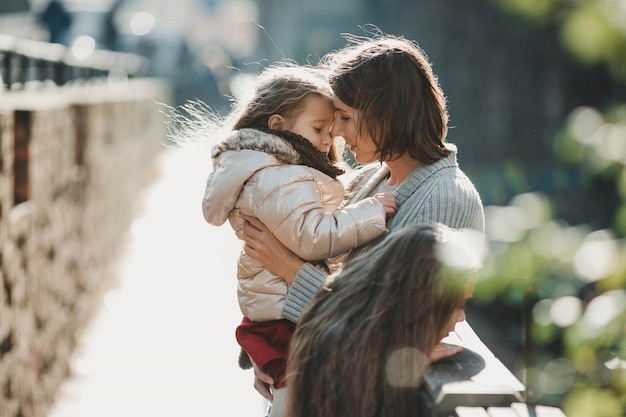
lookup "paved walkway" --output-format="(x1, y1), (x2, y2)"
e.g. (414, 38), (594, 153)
(48, 145), (267, 417)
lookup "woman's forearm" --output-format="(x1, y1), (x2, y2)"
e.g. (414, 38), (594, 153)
(282, 263), (328, 322)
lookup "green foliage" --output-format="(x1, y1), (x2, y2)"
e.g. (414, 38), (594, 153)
(492, 0), (626, 82)
(614, 205), (626, 237)
(555, 105), (626, 233)
(475, 99), (626, 411)
(480, 2), (626, 414)
(553, 130), (586, 164)
(561, 4), (623, 64)
(477, 96), (626, 409)
(491, 0), (560, 24)
(475, 201), (626, 412)
(563, 386), (623, 417)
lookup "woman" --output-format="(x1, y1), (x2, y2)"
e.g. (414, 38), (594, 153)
(200, 64), (396, 417)
(242, 32), (485, 401)
(285, 223), (480, 417)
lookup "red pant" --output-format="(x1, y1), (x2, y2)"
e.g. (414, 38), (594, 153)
(235, 317), (296, 389)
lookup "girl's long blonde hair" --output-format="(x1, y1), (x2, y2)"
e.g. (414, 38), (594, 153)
(166, 63), (340, 160)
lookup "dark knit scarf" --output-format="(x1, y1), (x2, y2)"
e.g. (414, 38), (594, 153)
(256, 127), (345, 179)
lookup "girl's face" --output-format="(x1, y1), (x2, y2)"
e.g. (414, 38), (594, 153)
(331, 95), (379, 164)
(284, 94), (335, 155)
(438, 282), (475, 341)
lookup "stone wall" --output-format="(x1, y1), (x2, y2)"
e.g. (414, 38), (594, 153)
(0, 79), (169, 417)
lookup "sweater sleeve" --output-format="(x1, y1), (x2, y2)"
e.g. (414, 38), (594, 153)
(282, 262), (328, 322)
(391, 171), (485, 233)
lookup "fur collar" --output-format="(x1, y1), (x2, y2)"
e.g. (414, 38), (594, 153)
(214, 128), (344, 179)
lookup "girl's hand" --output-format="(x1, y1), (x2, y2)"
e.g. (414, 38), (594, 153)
(241, 215), (304, 285)
(428, 343), (462, 363)
(373, 193), (398, 218)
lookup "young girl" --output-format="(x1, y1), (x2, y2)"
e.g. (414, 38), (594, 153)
(285, 223), (482, 417)
(198, 64), (397, 416)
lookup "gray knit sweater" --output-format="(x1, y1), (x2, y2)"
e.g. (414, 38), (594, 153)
(282, 144), (485, 322)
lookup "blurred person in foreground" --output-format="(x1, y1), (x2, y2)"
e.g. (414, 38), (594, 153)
(286, 223), (482, 417)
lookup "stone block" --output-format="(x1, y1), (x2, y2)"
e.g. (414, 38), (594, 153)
(0, 78), (170, 415)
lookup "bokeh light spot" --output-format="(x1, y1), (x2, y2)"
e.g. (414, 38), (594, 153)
(529, 221), (583, 261)
(130, 12), (156, 36)
(385, 346), (428, 388)
(532, 298), (553, 326)
(568, 106), (604, 144)
(580, 289), (626, 336)
(596, 123), (626, 164)
(561, 5), (615, 64)
(550, 296), (582, 328)
(485, 205), (528, 243)
(543, 358), (578, 395)
(510, 192), (551, 229)
(436, 228), (486, 271)
(573, 230), (617, 283)
(71, 35), (96, 60)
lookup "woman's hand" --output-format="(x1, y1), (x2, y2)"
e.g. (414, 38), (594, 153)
(241, 215), (304, 285)
(253, 363), (274, 402)
(428, 343), (462, 363)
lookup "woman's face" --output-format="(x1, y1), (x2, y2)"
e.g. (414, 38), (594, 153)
(438, 282), (475, 341)
(332, 95), (379, 164)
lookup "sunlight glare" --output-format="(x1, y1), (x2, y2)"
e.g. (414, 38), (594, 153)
(485, 205), (528, 242)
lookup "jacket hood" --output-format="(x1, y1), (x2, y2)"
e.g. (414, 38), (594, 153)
(204, 129), (291, 225)
(212, 128), (300, 164)
(204, 128), (347, 226)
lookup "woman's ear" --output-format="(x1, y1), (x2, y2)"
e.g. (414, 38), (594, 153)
(268, 114), (285, 130)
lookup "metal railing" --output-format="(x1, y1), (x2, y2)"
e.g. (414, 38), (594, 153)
(0, 34), (150, 90)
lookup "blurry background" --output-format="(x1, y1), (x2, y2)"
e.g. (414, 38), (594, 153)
(4, 0), (624, 222)
(1, 0), (625, 416)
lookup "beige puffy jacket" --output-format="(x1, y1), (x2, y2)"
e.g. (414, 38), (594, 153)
(202, 129), (388, 321)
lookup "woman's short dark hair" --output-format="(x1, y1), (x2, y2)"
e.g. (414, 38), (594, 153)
(323, 34), (451, 164)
